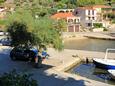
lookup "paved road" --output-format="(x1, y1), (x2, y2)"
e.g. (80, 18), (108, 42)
(0, 46), (114, 86)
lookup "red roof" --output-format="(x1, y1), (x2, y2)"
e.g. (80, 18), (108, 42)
(51, 12), (76, 19)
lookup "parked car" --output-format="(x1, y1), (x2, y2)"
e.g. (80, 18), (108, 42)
(10, 46), (49, 61)
(10, 47), (36, 61)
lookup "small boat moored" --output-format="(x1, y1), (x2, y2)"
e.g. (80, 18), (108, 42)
(93, 48), (115, 70)
(108, 69), (115, 80)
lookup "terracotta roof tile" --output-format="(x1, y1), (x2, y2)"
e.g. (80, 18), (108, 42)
(51, 12), (76, 19)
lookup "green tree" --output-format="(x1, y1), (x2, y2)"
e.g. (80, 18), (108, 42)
(93, 23), (103, 28)
(77, 0), (106, 6)
(7, 21), (34, 47)
(7, 8), (63, 50)
(54, 19), (67, 32)
(33, 17), (63, 50)
(0, 0), (6, 4)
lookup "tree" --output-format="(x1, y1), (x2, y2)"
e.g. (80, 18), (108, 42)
(0, 0), (6, 4)
(54, 19), (67, 32)
(33, 17), (63, 50)
(7, 21), (34, 47)
(6, 8), (63, 50)
(77, 0), (106, 6)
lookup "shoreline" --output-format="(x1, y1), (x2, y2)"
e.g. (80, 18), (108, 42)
(62, 32), (115, 41)
(0, 46), (114, 86)
(44, 32), (115, 86)
(44, 48), (115, 86)
(1, 32), (115, 86)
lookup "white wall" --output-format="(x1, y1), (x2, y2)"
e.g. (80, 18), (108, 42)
(74, 8), (98, 28)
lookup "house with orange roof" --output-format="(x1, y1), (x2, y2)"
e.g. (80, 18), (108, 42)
(51, 12), (80, 32)
(74, 5), (111, 29)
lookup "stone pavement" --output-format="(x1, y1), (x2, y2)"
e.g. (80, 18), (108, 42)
(0, 46), (114, 86)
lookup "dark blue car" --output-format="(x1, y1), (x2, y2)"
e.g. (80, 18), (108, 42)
(10, 47), (49, 62)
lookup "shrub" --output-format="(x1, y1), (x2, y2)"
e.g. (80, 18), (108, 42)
(103, 27), (108, 31)
(93, 23), (103, 28)
(0, 70), (38, 86)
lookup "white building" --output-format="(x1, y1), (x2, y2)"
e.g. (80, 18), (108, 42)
(74, 5), (111, 28)
(51, 12), (80, 32)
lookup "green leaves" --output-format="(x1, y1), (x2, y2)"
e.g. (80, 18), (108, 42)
(77, 0), (106, 6)
(7, 21), (33, 47)
(6, 0), (64, 51)
(0, 70), (38, 86)
(93, 23), (103, 28)
(33, 17), (64, 51)
(0, 0), (5, 4)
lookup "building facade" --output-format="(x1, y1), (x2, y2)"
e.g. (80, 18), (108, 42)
(74, 5), (111, 29)
(51, 11), (80, 32)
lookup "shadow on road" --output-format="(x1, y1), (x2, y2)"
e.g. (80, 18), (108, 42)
(0, 46), (87, 86)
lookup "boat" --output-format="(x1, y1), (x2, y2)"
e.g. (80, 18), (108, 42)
(108, 69), (115, 80)
(93, 48), (115, 70)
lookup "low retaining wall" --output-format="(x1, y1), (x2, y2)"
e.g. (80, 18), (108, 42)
(54, 58), (81, 72)
(84, 36), (115, 40)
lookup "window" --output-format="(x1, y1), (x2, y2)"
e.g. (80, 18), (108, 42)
(92, 10), (94, 15)
(59, 11), (64, 13)
(88, 10), (90, 15)
(70, 10), (73, 12)
(68, 19), (73, 23)
(88, 17), (91, 20)
(66, 10), (69, 13)
(92, 17), (95, 20)
(77, 19), (79, 22)
(87, 23), (92, 27)
(76, 11), (78, 14)
(74, 19), (76, 23)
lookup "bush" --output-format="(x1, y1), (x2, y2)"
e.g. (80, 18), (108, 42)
(102, 27), (108, 31)
(112, 19), (115, 24)
(0, 70), (38, 86)
(93, 23), (103, 28)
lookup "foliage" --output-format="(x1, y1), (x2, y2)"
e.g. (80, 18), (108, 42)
(0, 70), (38, 86)
(112, 19), (115, 23)
(54, 19), (67, 32)
(14, 0), (52, 17)
(0, 19), (7, 25)
(54, 0), (77, 8)
(77, 0), (106, 6)
(93, 23), (103, 28)
(7, 21), (34, 47)
(103, 27), (108, 31)
(0, 0), (5, 4)
(33, 17), (64, 50)
(6, 7), (63, 50)
(104, 13), (115, 23)
(106, 13), (115, 19)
